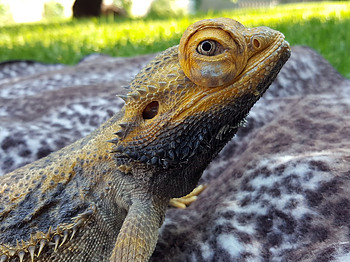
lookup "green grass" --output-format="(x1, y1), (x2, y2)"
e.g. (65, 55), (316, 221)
(0, 2), (349, 78)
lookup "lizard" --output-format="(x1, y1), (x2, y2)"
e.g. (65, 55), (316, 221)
(0, 18), (290, 262)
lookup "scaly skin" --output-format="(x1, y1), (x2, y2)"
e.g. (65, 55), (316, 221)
(0, 18), (290, 262)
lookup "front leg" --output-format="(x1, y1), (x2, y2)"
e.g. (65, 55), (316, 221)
(110, 196), (168, 262)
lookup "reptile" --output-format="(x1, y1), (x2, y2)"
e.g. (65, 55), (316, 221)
(0, 18), (290, 262)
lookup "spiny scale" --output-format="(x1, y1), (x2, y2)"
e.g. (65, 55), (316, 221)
(116, 94), (128, 102)
(119, 123), (128, 129)
(107, 138), (119, 144)
(114, 130), (126, 138)
(136, 88), (147, 95)
(111, 145), (123, 153)
(128, 92), (140, 100)
(47, 226), (53, 238)
(147, 85), (157, 92)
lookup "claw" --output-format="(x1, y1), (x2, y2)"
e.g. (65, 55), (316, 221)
(54, 235), (60, 251)
(28, 246), (35, 262)
(71, 226), (79, 241)
(60, 231), (69, 247)
(169, 184), (207, 208)
(38, 239), (47, 257)
(18, 251), (25, 262)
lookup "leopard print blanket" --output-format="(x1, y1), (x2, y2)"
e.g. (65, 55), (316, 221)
(1, 46), (349, 261)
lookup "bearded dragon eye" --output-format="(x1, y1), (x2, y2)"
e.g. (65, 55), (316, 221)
(142, 101), (159, 119)
(197, 40), (217, 56)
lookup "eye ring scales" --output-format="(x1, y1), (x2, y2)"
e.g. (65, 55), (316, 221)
(178, 18), (248, 88)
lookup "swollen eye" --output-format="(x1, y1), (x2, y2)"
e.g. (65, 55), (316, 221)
(197, 40), (217, 56)
(142, 101), (159, 119)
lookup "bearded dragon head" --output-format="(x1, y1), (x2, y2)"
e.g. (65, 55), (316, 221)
(111, 18), (290, 197)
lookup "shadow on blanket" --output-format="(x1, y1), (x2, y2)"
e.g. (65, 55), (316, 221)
(1, 46), (350, 261)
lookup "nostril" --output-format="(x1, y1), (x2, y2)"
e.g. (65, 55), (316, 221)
(253, 38), (261, 49)
(142, 101), (159, 119)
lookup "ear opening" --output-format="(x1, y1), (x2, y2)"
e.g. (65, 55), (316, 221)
(142, 101), (159, 120)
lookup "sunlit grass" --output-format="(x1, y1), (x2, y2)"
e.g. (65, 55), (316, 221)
(0, 2), (349, 78)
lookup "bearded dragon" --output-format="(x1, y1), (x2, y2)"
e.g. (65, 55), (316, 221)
(0, 18), (290, 261)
